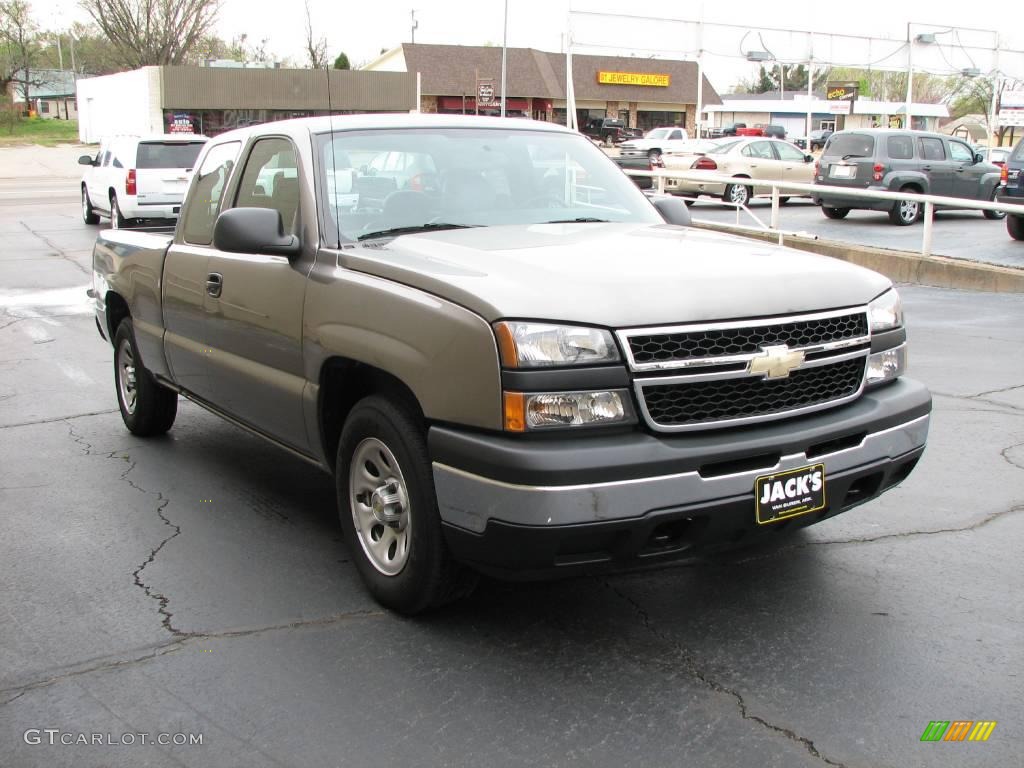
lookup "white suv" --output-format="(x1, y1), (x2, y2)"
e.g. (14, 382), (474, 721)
(79, 135), (208, 228)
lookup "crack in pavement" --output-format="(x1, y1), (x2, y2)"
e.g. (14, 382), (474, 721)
(1, 409), (119, 430)
(66, 422), (186, 637)
(932, 389), (1024, 414)
(1002, 442), (1024, 472)
(0, 609), (384, 706)
(602, 580), (847, 767)
(19, 220), (90, 276)
(729, 504), (1024, 566)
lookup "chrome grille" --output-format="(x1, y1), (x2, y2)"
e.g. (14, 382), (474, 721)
(628, 312), (868, 366)
(641, 358), (866, 428)
(620, 308), (871, 432)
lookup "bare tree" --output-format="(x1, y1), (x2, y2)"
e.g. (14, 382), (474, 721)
(80, 0), (221, 69)
(304, 0), (327, 69)
(1, 0), (44, 114)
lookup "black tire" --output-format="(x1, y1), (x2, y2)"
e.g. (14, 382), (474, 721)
(113, 319), (177, 436)
(779, 196), (791, 206)
(822, 206), (849, 220)
(336, 395), (475, 614)
(81, 186), (99, 225)
(648, 148), (662, 163)
(110, 193), (129, 229)
(983, 187), (1006, 220)
(1008, 214), (1024, 241)
(888, 188), (920, 226)
(723, 180), (750, 207)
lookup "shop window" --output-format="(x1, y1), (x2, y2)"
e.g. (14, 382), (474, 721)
(39, 101), (50, 114)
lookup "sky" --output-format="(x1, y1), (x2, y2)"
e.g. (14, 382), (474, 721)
(34, 0), (1024, 93)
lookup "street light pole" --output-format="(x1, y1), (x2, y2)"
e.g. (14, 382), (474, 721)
(500, 0), (508, 118)
(989, 33), (1000, 149)
(904, 23), (913, 129)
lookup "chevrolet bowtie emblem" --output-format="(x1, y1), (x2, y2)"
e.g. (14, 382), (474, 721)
(747, 345), (805, 379)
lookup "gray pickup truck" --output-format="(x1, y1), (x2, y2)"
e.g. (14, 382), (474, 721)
(89, 114), (931, 614)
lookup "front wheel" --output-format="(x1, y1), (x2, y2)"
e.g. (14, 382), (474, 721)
(337, 395), (475, 614)
(822, 206), (850, 220)
(1008, 214), (1024, 241)
(113, 319), (177, 436)
(983, 187), (1006, 220)
(723, 180), (750, 207)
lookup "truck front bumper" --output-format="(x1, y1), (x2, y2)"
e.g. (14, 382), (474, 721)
(430, 378), (931, 578)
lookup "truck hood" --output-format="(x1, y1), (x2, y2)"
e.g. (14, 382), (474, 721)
(338, 222), (891, 327)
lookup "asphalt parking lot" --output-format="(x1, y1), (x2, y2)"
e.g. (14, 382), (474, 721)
(1, 147), (1022, 768)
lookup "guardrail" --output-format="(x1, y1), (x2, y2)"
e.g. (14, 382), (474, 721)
(625, 168), (1024, 256)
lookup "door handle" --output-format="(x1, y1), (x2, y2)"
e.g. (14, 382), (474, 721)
(921, 165), (932, 171)
(206, 272), (223, 298)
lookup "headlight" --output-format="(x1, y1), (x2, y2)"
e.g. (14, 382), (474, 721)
(866, 344), (907, 385)
(868, 289), (903, 332)
(494, 322), (620, 368)
(503, 390), (634, 431)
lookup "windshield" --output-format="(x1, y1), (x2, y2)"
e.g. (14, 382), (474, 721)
(136, 141), (206, 169)
(316, 127), (662, 244)
(645, 128), (670, 139)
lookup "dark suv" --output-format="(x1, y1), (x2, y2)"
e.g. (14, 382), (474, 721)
(995, 140), (1023, 240)
(812, 129), (1006, 226)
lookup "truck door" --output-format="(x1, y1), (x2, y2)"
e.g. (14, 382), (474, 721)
(916, 137), (953, 197)
(202, 136), (311, 452)
(162, 141), (240, 400)
(948, 138), (986, 201)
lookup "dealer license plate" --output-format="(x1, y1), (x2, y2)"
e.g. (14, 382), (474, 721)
(755, 464), (827, 524)
(829, 164), (856, 179)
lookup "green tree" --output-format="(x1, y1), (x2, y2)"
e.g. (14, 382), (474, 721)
(0, 0), (43, 115)
(333, 52), (350, 70)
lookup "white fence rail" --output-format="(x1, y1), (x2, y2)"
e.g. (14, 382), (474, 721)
(625, 168), (1024, 256)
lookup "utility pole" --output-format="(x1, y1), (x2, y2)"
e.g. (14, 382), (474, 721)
(904, 23), (913, 130)
(500, 0), (508, 117)
(410, 10), (418, 43)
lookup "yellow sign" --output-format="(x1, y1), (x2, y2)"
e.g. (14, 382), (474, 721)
(597, 71), (670, 87)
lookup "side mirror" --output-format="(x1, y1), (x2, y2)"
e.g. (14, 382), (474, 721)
(651, 195), (691, 227)
(78, 154), (95, 166)
(805, 154), (814, 163)
(974, 153), (985, 164)
(213, 207), (301, 258)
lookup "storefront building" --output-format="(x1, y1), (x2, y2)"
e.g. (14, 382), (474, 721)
(364, 44), (721, 133)
(706, 94), (947, 136)
(76, 66), (417, 143)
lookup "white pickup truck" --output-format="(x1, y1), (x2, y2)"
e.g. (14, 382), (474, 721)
(617, 127), (692, 161)
(79, 134), (208, 228)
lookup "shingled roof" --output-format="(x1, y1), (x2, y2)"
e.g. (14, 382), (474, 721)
(399, 44), (721, 105)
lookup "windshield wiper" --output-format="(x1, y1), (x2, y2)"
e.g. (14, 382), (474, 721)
(841, 154), (867, 160)
(542, 217), (610, 224)
(357, 223), (480, 241)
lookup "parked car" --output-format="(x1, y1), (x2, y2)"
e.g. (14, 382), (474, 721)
(79, 134), (208, 228)
(88, 113), (929, 614)
(582, 118), (642, 146)
(616, 126), (691, 161)
(737, 124), (786, 139)
(792, 129), (833, 151)
(812, 129), (1005, 226)
(660, 137), (815, 205)
(978, 146), (1013, 167)
(614, 139), (721, 190)
(718, 122), (747, 137)
(995, 140), (1024, 240)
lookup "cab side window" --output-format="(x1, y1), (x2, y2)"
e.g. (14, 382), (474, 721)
(948, 141), (974, 163)
(233, 138), (301, 233)
(181, 141), (241, 245)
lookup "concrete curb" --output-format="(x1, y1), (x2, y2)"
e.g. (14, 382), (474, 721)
(693, 221), (1024, 293)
